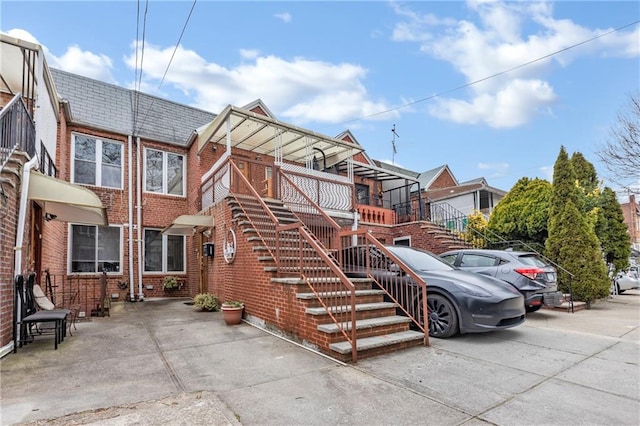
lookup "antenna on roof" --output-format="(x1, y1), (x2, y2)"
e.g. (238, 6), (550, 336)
(391, 124), (399, 163)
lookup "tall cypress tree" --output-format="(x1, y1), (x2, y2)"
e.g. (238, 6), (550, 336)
(546, 146), (609, 306)
(555, 201), (610, 306)
(546, 146), (576, 261)
(597, 187), (631, 273)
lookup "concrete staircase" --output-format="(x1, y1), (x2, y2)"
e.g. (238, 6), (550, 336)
(228, 194), (425, 362)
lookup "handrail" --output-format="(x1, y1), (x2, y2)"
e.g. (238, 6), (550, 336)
(1, 94), (36, 172)
(338, 229), (429, 346)
(465, 225), (575, 313)
(225, 157), (359, 360)
(279, 221), (358, 362)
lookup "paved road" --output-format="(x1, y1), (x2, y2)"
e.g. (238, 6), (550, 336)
(1, 291), (638, 425)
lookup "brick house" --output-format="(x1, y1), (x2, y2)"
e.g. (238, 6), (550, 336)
(2, 34), (497, 361)
(620, 194), (640, 259)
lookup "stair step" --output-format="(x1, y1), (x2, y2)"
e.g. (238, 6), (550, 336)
(318, 315), (411, 333)
(271, 277), (373, 285)
(305, 302), (396, 316)
(296, 289), (384, 300)
(329, 330), (425, 355)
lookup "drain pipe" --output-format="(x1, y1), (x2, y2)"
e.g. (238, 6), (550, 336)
(128, 135), (135, 301)
(136, 136), (144, 301)
(14, 156), (39, 278)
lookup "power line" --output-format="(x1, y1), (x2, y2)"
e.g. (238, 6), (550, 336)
(133, 0), (149, 132)
(134, 0), (197, 135)
(342, 19), (640, 125)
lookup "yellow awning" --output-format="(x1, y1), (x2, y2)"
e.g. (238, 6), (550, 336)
(161, 215), (214, 235)
(28, 171), (108, 226)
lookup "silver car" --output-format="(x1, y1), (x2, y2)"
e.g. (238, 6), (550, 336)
(612, 266), (640, 294)
(440, 249), (563, 312)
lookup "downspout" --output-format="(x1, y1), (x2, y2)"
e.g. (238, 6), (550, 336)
(136, 136), (144, 300)
(14, 157), (39, 277)
(128, 135), (135, 301)
(14, 156), (39, 343)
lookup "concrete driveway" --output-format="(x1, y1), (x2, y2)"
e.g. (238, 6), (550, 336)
(1, 291), (638, 426)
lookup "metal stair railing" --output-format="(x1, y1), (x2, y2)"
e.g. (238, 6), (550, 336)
(278, 221), (358, 362)
(223, 159), (360, 360)
(1, 94), (36, 172)
(338, 229), (429, 345)
(424, 196), (576, 313)
(467, 224), (575, 313)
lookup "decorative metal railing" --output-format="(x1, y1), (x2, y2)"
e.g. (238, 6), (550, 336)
(1, 94), (36, 172)
(338, 230), (429, 345)
(278, 170), (343, 251)
(279, 163), (353, 212)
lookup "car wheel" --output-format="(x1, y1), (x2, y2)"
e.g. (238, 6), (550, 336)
(526, 305), (542, 313)
(426, 294), (459, 338)
(617, 283), (625, 294)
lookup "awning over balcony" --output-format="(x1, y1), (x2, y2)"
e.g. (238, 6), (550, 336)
(196, 104), (363, 168)
(161, 215), (214, 235)
(27, 171), (108, 226)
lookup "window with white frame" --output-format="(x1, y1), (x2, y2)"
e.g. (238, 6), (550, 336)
(144, 229), (185, 273)
(145, 149), (185, 196)
(70, 225), (122, 273)
(72, 133), (123, 188)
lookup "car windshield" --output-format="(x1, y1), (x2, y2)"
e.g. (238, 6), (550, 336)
(387, 246), (454, 272)
(516, 254), (551, 268)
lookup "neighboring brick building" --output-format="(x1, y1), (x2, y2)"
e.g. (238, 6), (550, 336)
(621, 194), (640, 256)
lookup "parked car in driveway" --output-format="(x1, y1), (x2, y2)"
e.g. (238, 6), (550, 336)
(611, 266), (640, 294)
(439, 249), (563, 312)
(340, 245), (525, 338)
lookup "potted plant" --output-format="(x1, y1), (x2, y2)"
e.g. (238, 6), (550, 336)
(162, 275), (179, 290)
(221, 301), (244, 325)
(193, 293), (219, 312)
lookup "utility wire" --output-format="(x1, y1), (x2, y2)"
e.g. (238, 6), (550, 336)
(342, 19), (640, 125)
(133, 0), (149, 132)
(134, 0), (197, 135)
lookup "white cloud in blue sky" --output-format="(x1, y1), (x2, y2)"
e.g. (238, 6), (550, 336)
(274, 12), (292, 23)
(2, 0), (638, 193)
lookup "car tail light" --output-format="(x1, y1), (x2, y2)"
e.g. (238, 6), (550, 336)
(514, 267), (544, 280)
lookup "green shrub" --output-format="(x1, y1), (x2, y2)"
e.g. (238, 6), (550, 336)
(193, 293), (220, 311)
(163, 276), (179, 290)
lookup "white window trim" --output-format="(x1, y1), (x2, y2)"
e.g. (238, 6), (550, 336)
(67, 224), (123, 275)
(143, 228), (187, 274)
(143, 148), (186, 197)
(71, 132), (124, 189)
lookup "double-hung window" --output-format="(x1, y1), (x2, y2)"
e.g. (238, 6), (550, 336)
(144, 229), (185, 273)
(70, 225), (122, 273)
(72, 133), (123, 188)
(145, 149), (185, 196)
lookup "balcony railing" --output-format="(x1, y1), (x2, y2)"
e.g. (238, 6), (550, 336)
(1, 94), (36, 171)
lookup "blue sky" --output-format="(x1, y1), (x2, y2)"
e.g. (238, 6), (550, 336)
(2, 1), (639, 194)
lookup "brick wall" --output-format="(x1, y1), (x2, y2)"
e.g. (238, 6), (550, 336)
(0, 154), (30, 352)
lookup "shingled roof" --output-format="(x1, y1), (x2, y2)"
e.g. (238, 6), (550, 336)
(50, 68), (215, 147)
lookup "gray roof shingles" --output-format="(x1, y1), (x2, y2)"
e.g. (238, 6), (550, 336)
(50, 68), (215, 146)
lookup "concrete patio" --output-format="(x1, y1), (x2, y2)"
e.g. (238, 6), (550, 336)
(1, 291), (638, 425)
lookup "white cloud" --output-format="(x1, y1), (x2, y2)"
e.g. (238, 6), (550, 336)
(391, 0), (639, 128)
(429, 79), (556, 128)
(274, 12), (292, 23)
(4, 28), (116, 83)
(478, 161), (509, 178)
(240, 49), (259, 60)
(123, 43), (395, 124)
